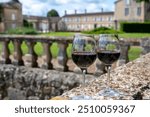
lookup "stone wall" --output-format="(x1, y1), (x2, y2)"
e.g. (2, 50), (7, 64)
(0, 64), (94, 100)
(62, 53), (150, 100)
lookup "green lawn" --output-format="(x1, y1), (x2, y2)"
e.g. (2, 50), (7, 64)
(119, 33), (150, 38)
(42, 32), (150, 38)
(128, 46), (142, 61)
(42, 32), (75, 37)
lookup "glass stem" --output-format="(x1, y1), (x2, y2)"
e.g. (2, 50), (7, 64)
(82, 69), (86, 98)
(107, 66), (111, 89)
(83, 69), (86, 88)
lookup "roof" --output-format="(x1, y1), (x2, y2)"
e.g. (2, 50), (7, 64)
(63, 11), (114, 17)
(0, 0), (21, 9)
(23, 15), (49, 20)
(23, 15), (61, 23)
(114, 0), (122, 4)
(49, 17), (61, 23)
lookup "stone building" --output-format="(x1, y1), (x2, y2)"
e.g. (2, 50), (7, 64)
(114, 0), (150, 29)
(24, 15), (61, 32)
(1, 0), (150, 33)
(61, 11), (114, 31)
(0, 0), (23, 32)
(23, 15), (49, 32)
(49, 17), (61, 32)
(0, 0), (61, 33)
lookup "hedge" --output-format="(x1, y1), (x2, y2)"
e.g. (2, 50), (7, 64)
(120, 22), (150, 33)
(6, 27), (38, 35)
(82, 27), (121, 34)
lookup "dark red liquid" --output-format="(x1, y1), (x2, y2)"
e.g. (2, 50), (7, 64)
(72, 52), (96, 70)
(97, 51), (120, 65)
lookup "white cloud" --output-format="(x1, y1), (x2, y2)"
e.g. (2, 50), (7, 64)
(55, 0), (71, 4)
(0, 0), (115, 16)
(0, 0), (9, 2)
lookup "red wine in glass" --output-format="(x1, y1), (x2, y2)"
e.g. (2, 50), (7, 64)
(71, 34), (96, 100)
(72, 52), (97, 71)
(97, 50), (120, 65)
(97, 34), (122, 97)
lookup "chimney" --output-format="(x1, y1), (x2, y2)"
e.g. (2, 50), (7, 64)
(75, 9), (77, 14)
(85, 9), (87, 14)
(64, 10), (67, 15)
(101, 8), (103, 12)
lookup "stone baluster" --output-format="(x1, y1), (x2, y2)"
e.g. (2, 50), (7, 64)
(42, 42), (53, 69)
(25, 41), (38, 67)
(57, 42), (68, 71)
(12, 40), (24, 66)
(94, 39), (106, 76)
(0, 39), (11, 64)
(140, 38), (150, 55)
(117, 40), (130, 66)
(94, 59), (106, 76)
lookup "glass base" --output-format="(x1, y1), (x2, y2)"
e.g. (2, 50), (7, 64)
(99, 88), (122, 97)
(71, 95), (92, 100)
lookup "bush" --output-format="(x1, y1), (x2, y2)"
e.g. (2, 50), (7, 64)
(0, 15), (2, 22)
(6, 27), (38, 35)
(0, 5), (2, 22)
(23, 19), (33, 28)
(82, 27), (121, 34)
(120, 22), (150, 33)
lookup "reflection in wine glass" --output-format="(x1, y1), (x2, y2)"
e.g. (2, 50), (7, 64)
(97, 34), (122, 97)
(71, 34), (97, 100)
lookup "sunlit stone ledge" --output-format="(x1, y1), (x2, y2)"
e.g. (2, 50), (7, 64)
(61, 53), (150, 100)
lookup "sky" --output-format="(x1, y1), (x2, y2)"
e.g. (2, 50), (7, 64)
(1, 0), (116, 16)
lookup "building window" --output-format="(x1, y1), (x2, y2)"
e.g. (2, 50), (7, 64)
(125, 0), (130, 5)
(83, 17), (88, 22)
(11, 13), (16, 20)
(99, 17), (102, 21)
(68, 25), (72, 29)
(77, 17), (80, 22)
(73, 18), (76, 22)
(12, 23), (16, 29)
(96, 17), (100, 21)
(125, 8), (129, 16)
(63, 18), (67, 22)
(93, 17), (96, 21)
(102, 17), (106, 21)
(106, 17), (109, 21)
(68, 18), (70, 22)
(137, 7), (141, 16)
(108, 16), (113, 21)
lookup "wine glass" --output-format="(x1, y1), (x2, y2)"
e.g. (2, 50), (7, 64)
(97, 34), (121, 97)
(71, 34), (97, 100)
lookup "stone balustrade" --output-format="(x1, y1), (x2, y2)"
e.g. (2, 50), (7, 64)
(0, 35), (149, 74)
(0, 35), (73, 72)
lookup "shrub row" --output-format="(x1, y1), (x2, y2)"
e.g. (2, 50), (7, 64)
(120, 22), (150, 33)
(6, 27), (38, 35)
(82, 27), (121, 34)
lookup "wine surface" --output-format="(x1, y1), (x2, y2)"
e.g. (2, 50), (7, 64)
(97, 50), (120, 65)
(72, 52), (96, 70)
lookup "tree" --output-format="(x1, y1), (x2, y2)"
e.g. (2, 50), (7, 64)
(0, 15), (2, 22)
(47, 9), (59, 17)
(23, 19), (33, 28)
(12, 0), (20, 3)
(136, 0), (150, 2)
(0, 5), (2, 22)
